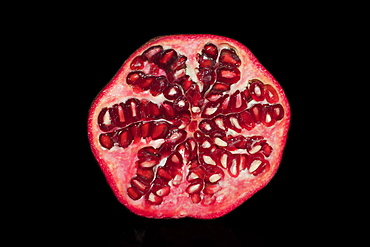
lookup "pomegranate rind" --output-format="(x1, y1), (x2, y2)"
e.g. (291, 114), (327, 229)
(88, 34), (290, 219)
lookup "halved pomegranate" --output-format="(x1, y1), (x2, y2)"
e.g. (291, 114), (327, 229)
(88, 34), (290, 219)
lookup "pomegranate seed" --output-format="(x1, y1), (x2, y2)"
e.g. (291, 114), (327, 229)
(239, 154), (249, 171)
(204, 184), (222, 195)
(163, 84), (182, 100)
(97, 107), (115, 132)
(166, 129), (187, 145)
(271, 104), (285, 120)
(126, 71), (145, 86)
(187, 166), (205, 182)
(127, 187), (142, 200)
(219, 48), (241, 67)
(151, 121), (170, 140)
(124, 98), (142, 122)
(155, 186), (171, 197)
(264, 84), (279, 103)
(237, 111), (255, 130)
(99, 133), (113, 149)
(131, 176), (149, 193)
(248, 153), (266, 175)
(226, 135), (248, 150)
(197, 67), (216, 85)
(138, 158), (159, 168)
(191, 193), (201, 204)
(142, 45), (163, 62)
(142, 101), (161, 119)
(141, 122), (152, 138)
(146, 192), (163, 205)
(170, 55), (187, 71)
(157, 167), (173, 181)
(250, 104), (263, 124)
(139, 75), (155, 90)
(185, 84), (204, 107)
(216, 67), (240, 84)
(161, 101), (177, 119)
(202, 43), (218, 59)
(166, 151), (183, 168)
(197, 54), (216, 68)
(172, 173), (183, 186)
(157, 49), (178, 69)
(249, 79), (265, 101)
(261, 143), (273, 157)
(186, 180), (203, 194)
(136, 167), (154, 180)
(112, 103), (127, 127)
(224, 114), (243, 133)
(227, 155), (240, 177)
(228, 90), (247, 112)
(129, 123), (142, 144)
(130, 55), (145, 70)
(204, 165), (224, 183)
(150, 76), (169, 96)
(118, 129), (132, 148)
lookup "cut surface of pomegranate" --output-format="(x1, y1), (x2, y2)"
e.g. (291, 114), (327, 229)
(88, 34), (290, 219)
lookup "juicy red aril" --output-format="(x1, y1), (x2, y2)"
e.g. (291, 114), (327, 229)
(249, 79), (265, 101)
(271, 104), (285, 120)
(163, 84), (182, 100)
(197, 67), (216, 85)
(118, 129), (132, 148)
(126, 71), (145, 86)
(264, 84), (279, 103)
(89, 35), (290, 219)
(130, 56), (145, 70)
(150, 76), (169, 96)
(219, 48), (241, 67)
(136, 167), (154, 180)
(99, 133), (113, 149)
(202, 43), (218, 59)
(157, 49), (178, 69)
(138, 146), (160, 160)
(151, 121), (170, 140)
(216, 67), (241, 84)
(142, 45), (163, 62)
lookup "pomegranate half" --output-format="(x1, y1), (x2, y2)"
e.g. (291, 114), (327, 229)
(88, 34), (290, 219)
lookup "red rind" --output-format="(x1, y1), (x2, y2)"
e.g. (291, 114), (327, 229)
(88, 34), (290, 219)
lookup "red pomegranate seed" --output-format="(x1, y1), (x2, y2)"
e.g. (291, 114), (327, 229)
(264, 84), (279, 103)
(127, 187), (142, 200)
(249, 79), (265, 101)
(219, 48), (241, 67)
(151, 121), (170, 140)
(142, 45), (163, 62)
(130, 55), (145, 70)
(99, 134), (113, 149)
(202, 43), (218, 59)
(216, 67), (241, 84)
(186, 180), (203, 194)
(130, 177), (149, 193)
(118, 129), (132, 148)
(126, 71), (145, 86)
(146, 192), (163, 205)
(204, 184), (222, 195)
(136, 167), (154, 180)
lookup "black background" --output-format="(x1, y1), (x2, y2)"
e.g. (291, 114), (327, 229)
(16, 5), (354, 246)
